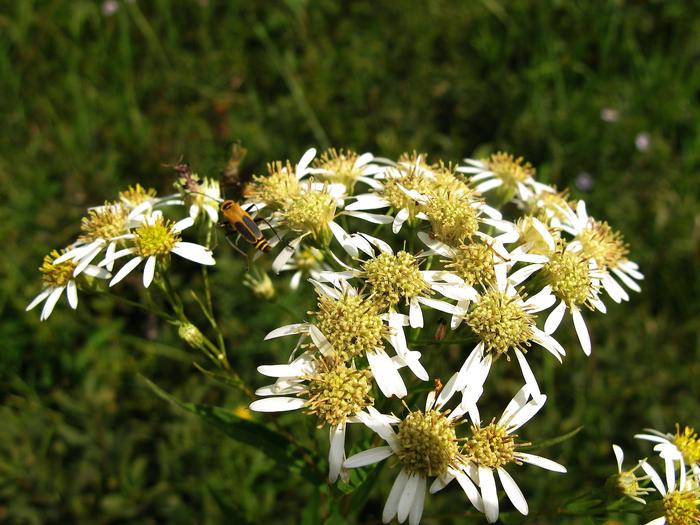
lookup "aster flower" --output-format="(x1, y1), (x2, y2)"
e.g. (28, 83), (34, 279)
(306, 148), (386, 192)
(249, 352), (377, 482)
(179, 175), (221, 223)
(560, 201), (643, 303)
(636, 426), (700, 478)
(640, 456), (699, 525)
(457, 152), (545, 201)
(343, 383), (487, 525)
(262, 282), (427, 398)
(118, 183), (181, 219)
(98, 211), (215, 288)
(26, 249), (110, 321)
(277, 246), (329, 290)
(610, 444), (653, 504)
(455, 385), (567, 523)
(457, 264), (562, 395)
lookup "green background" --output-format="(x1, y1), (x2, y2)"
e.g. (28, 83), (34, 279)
(1, 1), (699, 523)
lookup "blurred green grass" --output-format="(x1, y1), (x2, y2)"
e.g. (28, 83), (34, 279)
(1, 0), (699, 523)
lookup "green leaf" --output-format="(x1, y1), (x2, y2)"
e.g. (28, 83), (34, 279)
(519, 426), (583, 452)
(349, 461), (384, 517)
(143, 376), (323, 483)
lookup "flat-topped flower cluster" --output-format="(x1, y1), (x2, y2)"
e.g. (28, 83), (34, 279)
(27, 147), (649, 524)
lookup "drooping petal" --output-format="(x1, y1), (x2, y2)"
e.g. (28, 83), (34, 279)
(171, 242), (215, 265)
(640, 461), (666, 495)
(328, 424), (346, 482)
(40, 286), (65, 321)
(109, 256), (143, 286)
(514, 349), (540, 397)
(392, 207), (410, 234)
(264, 323), (308, 340)
(383, 469), (410, 524)
(544, 300), (567, 335)
(367, 349), (407, 399)
(248, 396), (306, 412)
(398, 473), (420, 523)
(143, 256), (157, 288)
(66, 280), (78, 309)
(571, 308), (592, 355)
(497, 467), (528, 515)
(408, 476), (427, 525)
(452, 468), (484, 512)
(344, 446), (394, 468)
(479, 466), (499, 523)
(409, 298), (423, 328)
(26, 288), (52, 311)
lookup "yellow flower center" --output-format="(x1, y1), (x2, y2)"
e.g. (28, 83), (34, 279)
(397, 410), (459, 477)
(314, 148), (365, 190)
(444, 242), (496, 287)
(576, 220), (629, 269)
(485, 152), (535, 187)
(250, 161), (302, 209)
(314, 293), (387, 361)
(424, 191), (479, 245)
(663, 490), (700, 525)
(543, 250), (593, 307)
(40, 250), (77, 287)
(282, 188), (337, 241)
(382, 172), (433, 218)
(119, 184), (157, 207)
(79, 202), (129, 242)
(134, 216), (180, 257)
(674, 425), (700, 465)
(363, 251), (431, 308)
(304, 359), (373, 427)
(295, 247), (323, 271)
(463, 422), (520, 469)
(466, 289), (533, 357)
(516, 216), (558, 256)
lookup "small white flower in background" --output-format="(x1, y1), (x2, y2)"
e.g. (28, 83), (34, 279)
(27, 249), (110, 321)
(600, 108), (620, 122)
(447, 384), (567, 523)
(344, 383), (486, 525)
(249, 353), (377, 482)
(636, 426), (700, 478)
(561, 200), (644, 303)
(611, 444), (652, 504)
(99, 211), (215, 288)
(639, 456), (699, 525)
(636, 132), (651, 152)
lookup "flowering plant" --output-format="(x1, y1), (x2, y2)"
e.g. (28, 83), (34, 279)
(27, 147), (674, 524)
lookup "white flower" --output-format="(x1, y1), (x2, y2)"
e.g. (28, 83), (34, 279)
(26, 249), (110, 321)
(186, 177), (221, 223)
(636, 426), (700, 478)
(249, 352), (376, 482)
(457, 152), (544, 201)
(118, 183), (181, 220)
(99, 212), (215, 288)
(344, 385), (486, 525)
(277, 246), (329, 290)
(304, 149), (387, 191)
(436, 384), (566, 523)
(639, 456), (699, 525)
(611, 444), (652, 504)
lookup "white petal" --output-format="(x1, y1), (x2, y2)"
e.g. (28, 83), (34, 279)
(602, 273), (628, 303)
(517, 453), (567, 473)
(110, 256), (143, 287)
(73, 243), (104, 276)
(409, 298), (423, 328)
(329, 221), (359, 257)
(40, 287), (64, 321)
(171, 242), (215, 265)
(248, 396), (306, 412)
(66, 280), (78, 309)
(398, 473), (420, 523)
(408, 476), (427, 525)
(507, 395), (547, 432)
(417, 231), (453, 257)
(514, 349), (540, 397)
(544, 300), (567, 335)
(416, 296), (458, 314)
(612, 445), (624, 472)
(509, 264), (544, 286)
(367, 349), (407, 399)
(344, 446), (394, 468)
(497, 468), (528, 515)
(172, 216), (195, 232)
(26, 288), (52, 311)
(525, 286), (556, 312)
(257, 354), (314, 378)
(264, 323), (307, 340)
(273, 237), (302, 274)
(640, 461), (666, 495)
(296, 147), (317, 177)
(328, 424), (346, 482)
(572, 308), (591, 355)
(142, 256), (157, 288)
(383, 469), (409, 524)
(452, 468), (484, 512)
(81, 265), (111, 279)
(392, 208), (410, 234)
(644, 518), (667, 525)
(290, 270), (302, 290)
(475, 178), (503, 193)
(308, 324), (334, 356)
(346, 194), (390, 211)
(98, 247), (136, 267)
(612, 267), (642, 292)
(479, 467), (499, 523)
(499, 383), (533, 425)
(354, 152), (373, 168)
(343, 211), (393, 224)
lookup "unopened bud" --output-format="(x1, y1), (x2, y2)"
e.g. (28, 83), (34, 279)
(178, 322), (206, 350)
(243, 271), (275, 300)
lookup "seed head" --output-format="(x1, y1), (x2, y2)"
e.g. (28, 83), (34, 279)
(397, 410), (460, 477)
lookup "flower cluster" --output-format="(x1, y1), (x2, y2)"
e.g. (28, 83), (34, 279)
(611, 425), (700, 525)
(248, 148), (642, 523)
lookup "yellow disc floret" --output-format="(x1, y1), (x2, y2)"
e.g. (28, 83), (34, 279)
(134, 216), (180, 257)
(445, 242), (496, 287)
(397, 410), (459, 477)
(40, 250), (77, 288)
(314, 149), (365, 190)
(576, 220), (629, 270)
(674, 425), (700, 465)
(424, 191), (479, 245)
(662, 490), (700, 525)
(543, 249), (594, 308)
(484, 152), (535, 187)
(463, 421), (520, 469)
(249, 161), (302, 209)
(363, 251), (431, 309)
(79, 202), (129, 243)
(282, 187), (337, 242)
(119, 184), (157, 207)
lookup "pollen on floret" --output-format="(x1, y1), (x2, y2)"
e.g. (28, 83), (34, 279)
(397, 409), (460, 477)
(304, 358), (373, 427)
(363, 251), (431, 309)
(281, 185), (337, 242)
(313, 148), (365, 190)
(576, 220), (629, 270)
(542, 249), (594, 308)
(484, 152), (536, 187)
(249, 161), (301, 209)
(673, 425), (700, 465)
(134, 216), (180, 257)
(444, 242), (496, 287)
(78, 202), (129, 242)
(423, 191), (480, 245)
(465, 288), (534, 358)
(40, 250), (77, 287)
(313, 292), (387, 361)
(119, 183), (157, 207)
(662, 489), (700, 525)
(463, 421), (521, 469)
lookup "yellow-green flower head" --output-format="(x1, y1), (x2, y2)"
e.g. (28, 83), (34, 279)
(119, 183), (158, 208)
(363, 251), (431, 309)
(249, 160), (302, 209)
(542, 248), (597, 308)
(444, 241), (497, 287)
(40, 249), (77, 288)
(660, 489), (700, 525)
(177, 322), (206, 350)
(134, 215), (181, 257)
(79, 202), (129, 243)
(397, 409), (460, 477)
(528, 187), (573, 225)
(485, 152), (536, 191)
(243, 270), (275, 300)
(312, 148), (371, 191)
(515, 216), (559, 257)
(304, 358), (373, 427)
(576, 219), (629, 270)
(674, 425), (700, 466)
(313, 291), (387, 361)
(280, 183), (338, 243)
(381, 170), (433, 219)
(295, 247), (324, 271)
(463, 420), (522, 469)
(424, 190), (480, 245)
(465, 288), (534, 358)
